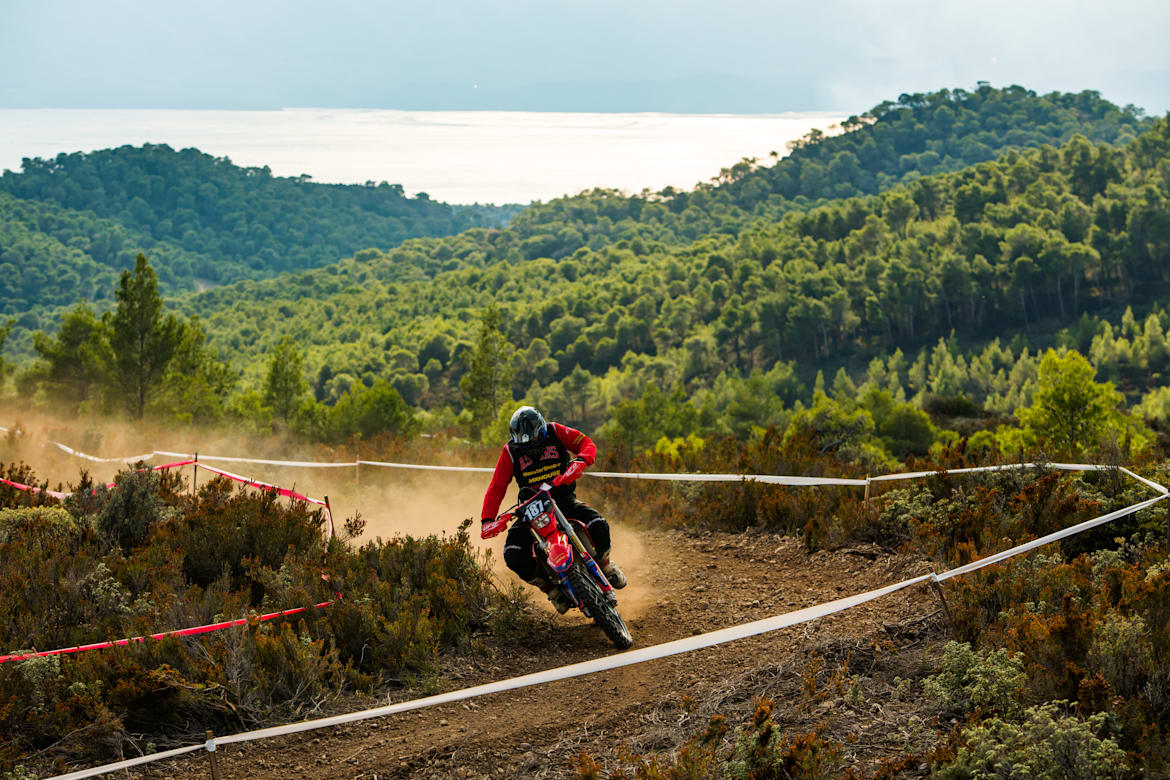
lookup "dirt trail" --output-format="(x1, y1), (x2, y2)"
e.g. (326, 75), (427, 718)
(135, 527), (936, 780)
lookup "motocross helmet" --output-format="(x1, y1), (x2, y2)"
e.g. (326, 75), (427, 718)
(509, 406), (548, 444)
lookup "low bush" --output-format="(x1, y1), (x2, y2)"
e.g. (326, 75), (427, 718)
(922, 641), (1026, 717)
(942, 537), (1170, 772)
(589, 438), (1170, 775)
(722, 699), (846, 780)
(582, 698), (847, 780)
(935, 701), (1129, 780)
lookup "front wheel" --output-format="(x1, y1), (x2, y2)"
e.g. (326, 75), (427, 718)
(566, 561), (633, 650)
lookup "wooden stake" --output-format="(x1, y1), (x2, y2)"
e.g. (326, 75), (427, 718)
(863, 474), (870, 502)
(205, 729), (222, 780)
(324, 495), (335, 543)
(929, 577), (953, 631)
(192, 453), (198, 496)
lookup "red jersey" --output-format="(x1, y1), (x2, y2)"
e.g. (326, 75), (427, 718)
(480, 422), (597, 520)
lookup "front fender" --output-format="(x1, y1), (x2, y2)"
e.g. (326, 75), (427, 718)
(546, 531), (574, 573)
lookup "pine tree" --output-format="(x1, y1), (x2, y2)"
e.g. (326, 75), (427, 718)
(1017, 349), (1124, 455)
(263, 337), (308, 422)
(108, 254), (181, 419)
(460, 305), (515, 441)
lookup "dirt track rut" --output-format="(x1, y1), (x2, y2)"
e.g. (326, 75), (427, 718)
(135, 528), (936, 779)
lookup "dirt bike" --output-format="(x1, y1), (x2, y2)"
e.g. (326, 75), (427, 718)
(496, 483), (634, 650)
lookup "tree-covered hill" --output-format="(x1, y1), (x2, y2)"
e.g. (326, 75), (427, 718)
(486, 85), (1149, 261)
(0, 144), (521, 311)
(13, 85), (1170, 455)
(0, 190), (209, 315)
(169, 113), (1170, 431)
(1, 86), (1144, 321)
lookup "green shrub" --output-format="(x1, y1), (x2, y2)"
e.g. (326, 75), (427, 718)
(935, 701), (1129, 779)
(0, 506), (81, 543)
(0, 462), (60, 509)
(923, 641), (1026, 716)
(722, 699), (845, 780)
(1086, 613), (1154, 699)
(93, 469), (167, 552)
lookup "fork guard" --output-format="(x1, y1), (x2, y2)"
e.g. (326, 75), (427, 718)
(546, 535), (574, 573)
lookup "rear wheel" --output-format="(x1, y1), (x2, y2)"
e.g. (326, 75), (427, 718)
(566, 561), (633, 650)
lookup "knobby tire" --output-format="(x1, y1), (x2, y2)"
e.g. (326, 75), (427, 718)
(566, 561), (633, 650)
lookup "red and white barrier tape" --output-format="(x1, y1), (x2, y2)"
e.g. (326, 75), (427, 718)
(0, 601), (335, 664)
(191, 462), (335, 541)
(5, 456), (334, 536)
(192, 462), (326, 506)
(0, 476), (70, 500)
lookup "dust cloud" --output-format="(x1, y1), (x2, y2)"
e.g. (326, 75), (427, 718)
(0, 404), (653, 619)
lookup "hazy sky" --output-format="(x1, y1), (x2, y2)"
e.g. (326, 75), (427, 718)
(2, 0), (1168, 114)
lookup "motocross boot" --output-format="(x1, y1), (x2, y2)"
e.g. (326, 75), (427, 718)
(527, 575), (572, 614)
(598, 552), (628, 589)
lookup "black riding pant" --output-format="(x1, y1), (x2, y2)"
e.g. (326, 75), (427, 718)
(502, 498), (610, 583)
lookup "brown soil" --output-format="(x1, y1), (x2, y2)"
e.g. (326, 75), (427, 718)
(126, 528), (943, 780)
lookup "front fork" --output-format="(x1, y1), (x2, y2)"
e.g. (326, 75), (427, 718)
(530, 500), (617, 608)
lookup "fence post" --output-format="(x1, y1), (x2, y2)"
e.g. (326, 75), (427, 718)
(928, 574), (953, 631)
(864, 474), (870, 502)
(192, 453), (198, 496)
(205, 729), (222, 780)
(324, 495), (335, 544)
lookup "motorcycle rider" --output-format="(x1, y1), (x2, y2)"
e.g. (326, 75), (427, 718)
(480, 405), (627, 613)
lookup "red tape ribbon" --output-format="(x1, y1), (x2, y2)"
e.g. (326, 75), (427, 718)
(195, 463), (327, 506)
(0, 600), (335, 663)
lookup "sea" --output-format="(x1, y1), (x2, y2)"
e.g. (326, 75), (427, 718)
(0, 108), (845, 205)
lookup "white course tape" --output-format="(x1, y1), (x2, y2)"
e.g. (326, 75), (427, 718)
(155, 450), (359, 468)
(48, 572), (932, 780)
(48, 743), (204, 780)
(359, 459), (494, 473)
(1119, 467), (1170, 495)
(867, 462), (1113, 483)
(49, 441), (156, 463)
(587, 471), (867, 486)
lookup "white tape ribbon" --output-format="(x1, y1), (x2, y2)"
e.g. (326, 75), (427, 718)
(154, 450), (359, 468)
(587, 470), (867, 486)
(358, 459), (494, 473)
(44, 573), (920, 780)
(47, 744), (203, 780)
(50, 441), (155, 463)
(216, 574), (934, 748)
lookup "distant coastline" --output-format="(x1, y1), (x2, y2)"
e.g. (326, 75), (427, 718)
(0, 108), (845, 204)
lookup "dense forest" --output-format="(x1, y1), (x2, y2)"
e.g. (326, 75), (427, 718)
(489, 85), (1149, 260)
(124, 111), (1166, 449)
(0, 190), (207, 313)
(8, 85), (1170, 455)
(0, 144), (520, 319)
